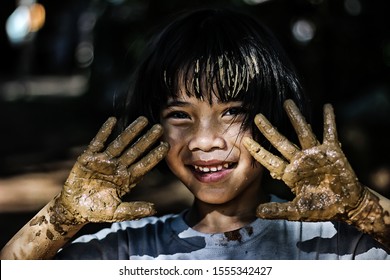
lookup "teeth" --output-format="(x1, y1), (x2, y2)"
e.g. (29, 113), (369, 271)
(193, 163), (232, 173)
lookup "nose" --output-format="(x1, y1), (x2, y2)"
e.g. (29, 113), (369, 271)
(188, 121), (227, 152)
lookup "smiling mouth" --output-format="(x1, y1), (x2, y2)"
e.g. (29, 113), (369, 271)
(192, 162), (236, 173)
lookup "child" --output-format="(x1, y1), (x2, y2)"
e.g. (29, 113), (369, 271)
(1, 8), (389, 260)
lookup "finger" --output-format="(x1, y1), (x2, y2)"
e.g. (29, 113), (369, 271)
(127, 142), (170, 184)
(112, 201), (156, 221)
(87, 117), (117, 153)
(105, 116), (148, 157)
(243, 137), (287, 180)
(254, 113), (300, 161)
(119, 124), (164, 167)
(284, 99), (319, 149)
(257, 202), (302, 220)
(323, 103), (338, 144)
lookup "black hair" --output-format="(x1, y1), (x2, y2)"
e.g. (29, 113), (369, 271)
(118, 8), (310, 150)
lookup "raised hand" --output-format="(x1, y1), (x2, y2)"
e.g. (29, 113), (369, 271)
(243, 99), (365, 222)
(52, 116), (169, 226)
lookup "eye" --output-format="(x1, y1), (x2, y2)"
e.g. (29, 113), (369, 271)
(223, 106), (246, 117)
(165, 111), (190, 120)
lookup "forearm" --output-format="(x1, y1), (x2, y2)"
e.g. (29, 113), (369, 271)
(347, 186), (390, 250)
(0, 194), (84, 260)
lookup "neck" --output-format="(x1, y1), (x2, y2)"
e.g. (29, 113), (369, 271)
(185, 187), (268, 233)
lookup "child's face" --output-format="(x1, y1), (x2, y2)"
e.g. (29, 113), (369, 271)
(160, 91), (264, 205)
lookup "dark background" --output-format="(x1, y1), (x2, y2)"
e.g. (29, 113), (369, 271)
(1, 0), (390, 249)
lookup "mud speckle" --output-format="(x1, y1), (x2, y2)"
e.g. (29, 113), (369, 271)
(224, 226), (254, 242)
(224, 230), (242, 242)
(46, 229), (54, 240)
(245, 226), (253, 236)
(30, 215), (47, 226)
(48, 197), (77, 235)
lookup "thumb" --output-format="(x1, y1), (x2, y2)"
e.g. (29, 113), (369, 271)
(113, 201), (156, 221)
(87, 201), (156, 223)
(257, 202), (302, 220)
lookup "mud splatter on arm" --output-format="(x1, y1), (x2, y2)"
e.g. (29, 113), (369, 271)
(0, 117), (169, 259)
(0, 197), (84, 260)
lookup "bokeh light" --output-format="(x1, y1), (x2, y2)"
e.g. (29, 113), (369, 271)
(5, 3), (46, 44)
(291, 18), (316, 44)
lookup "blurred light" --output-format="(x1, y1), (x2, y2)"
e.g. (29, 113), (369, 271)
(5, 3), (46, 45)
(5, 6), (31, 44)
(344, 0), (362, 16)
(291, 19), (316, 44)
(342, 125), (368, 149)
(78, 12), (97, 33)
(242, 0), (272, 5)
(29, 3), (46, 32)
(0, 75), (89, 101)
(0, 81), (27, 102)
(370, 166), (390, 193)
(75, 42), (94, 68)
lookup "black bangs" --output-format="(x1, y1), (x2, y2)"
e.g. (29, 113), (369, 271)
(122, 8), (310, 147)
(163, 49), (261, 104)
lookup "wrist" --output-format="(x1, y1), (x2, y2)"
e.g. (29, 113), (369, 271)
(347, 187), (376, 226)
(346, 187), (390, 249)
(49, 194), (88, 234)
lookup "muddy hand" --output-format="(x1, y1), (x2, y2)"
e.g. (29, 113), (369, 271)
(54, 116), (169, 225)
(243, 99), (365, 222)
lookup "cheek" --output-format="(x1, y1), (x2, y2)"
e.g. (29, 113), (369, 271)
(232, 129), (252, 151)
(161, 126), (187, 168)
(236, 131), (260, 167)
(162, 127), (186, 152)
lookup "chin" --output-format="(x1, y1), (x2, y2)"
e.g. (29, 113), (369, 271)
(193, 188), (237, 205)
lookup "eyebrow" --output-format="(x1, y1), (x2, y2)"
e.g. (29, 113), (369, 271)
(164, 100), (191, 108)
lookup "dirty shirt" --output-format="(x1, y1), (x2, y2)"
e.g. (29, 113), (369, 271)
(55, 211), (390, 260)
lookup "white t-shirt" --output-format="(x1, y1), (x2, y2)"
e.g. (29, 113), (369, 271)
(55, 210), (390, 260)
